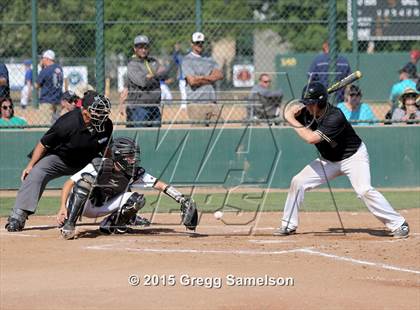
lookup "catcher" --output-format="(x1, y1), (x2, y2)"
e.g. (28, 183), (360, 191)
(57, 137), (198, 240)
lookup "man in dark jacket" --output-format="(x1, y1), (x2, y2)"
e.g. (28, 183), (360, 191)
(119, 35), (167, 127)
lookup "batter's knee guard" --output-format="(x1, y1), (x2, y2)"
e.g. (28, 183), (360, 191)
(61, 173), (94, 239)
(99, 193), (145, 234)
(5, 209), (31, 232)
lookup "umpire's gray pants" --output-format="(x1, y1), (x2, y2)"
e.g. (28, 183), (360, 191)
(13, 154), (80, 214)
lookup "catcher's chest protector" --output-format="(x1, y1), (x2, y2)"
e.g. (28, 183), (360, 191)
(91, 158), (131, 205)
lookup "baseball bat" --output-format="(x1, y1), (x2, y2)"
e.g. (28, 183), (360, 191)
(327, 70), (362, 94)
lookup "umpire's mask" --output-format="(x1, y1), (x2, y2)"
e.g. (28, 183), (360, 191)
(83, 91), (111, 132)
(111, 137), (140, 176)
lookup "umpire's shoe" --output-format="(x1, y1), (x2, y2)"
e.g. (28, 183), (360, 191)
(273, 226), (296, 236)
(5, 209), (29, 232)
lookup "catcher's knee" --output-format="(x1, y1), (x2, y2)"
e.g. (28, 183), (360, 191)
(125, 192), (146, 212)
(99, 193), (145, 234)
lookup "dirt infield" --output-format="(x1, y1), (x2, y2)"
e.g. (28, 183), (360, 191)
(1, 209), (419, 310)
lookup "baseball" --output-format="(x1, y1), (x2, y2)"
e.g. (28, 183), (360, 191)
(214, 211), (223, 220)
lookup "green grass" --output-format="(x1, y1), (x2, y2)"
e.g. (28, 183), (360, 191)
(1, 191), (418, 217)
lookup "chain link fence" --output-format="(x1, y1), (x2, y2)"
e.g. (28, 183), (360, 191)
(1, 0), (419, 128)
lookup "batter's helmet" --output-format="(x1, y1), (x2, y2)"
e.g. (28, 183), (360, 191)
(301, 82), (328, 108)
(82, 91), (111, 132)
(111, 137), (140, 175)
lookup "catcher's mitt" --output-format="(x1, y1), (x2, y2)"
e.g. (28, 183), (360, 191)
(180, 198), (198, 231)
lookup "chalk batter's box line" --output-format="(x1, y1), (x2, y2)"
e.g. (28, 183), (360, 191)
(84, 243), (420, 275)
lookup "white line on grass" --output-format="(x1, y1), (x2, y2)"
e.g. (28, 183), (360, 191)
(299, 248), (420, 275)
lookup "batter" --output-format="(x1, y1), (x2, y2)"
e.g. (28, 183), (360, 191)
(274, 82), (409, 238)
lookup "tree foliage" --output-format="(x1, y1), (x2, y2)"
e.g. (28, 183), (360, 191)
(0, 0), (417, 60)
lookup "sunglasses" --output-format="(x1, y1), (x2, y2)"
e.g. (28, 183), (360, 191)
(2, 105), (12, 110)
(135, 44), (149, 49)
(262, 80), (271, 83)
(349, 93), (360, 97)
(193, 41), (204, 46)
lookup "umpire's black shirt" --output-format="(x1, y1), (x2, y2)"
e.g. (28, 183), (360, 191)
(40, 109), (113, 169)
(297, 104), (362, 162)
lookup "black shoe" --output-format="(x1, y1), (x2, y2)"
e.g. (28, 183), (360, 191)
(5, 217), (26, 232)
(60, 222), (76, 240)
(128, 215), (151, 227)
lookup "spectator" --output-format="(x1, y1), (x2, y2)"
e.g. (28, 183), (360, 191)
(388, 64), (417, 110)
(182, 32), (224, 125)
(337, 85), (377, 126)
(61, 90), (79, 114)
(0, 63), (10, 98)
(248, 73), (283, 122)
(392, 88), (420, 125)
(0, 97), (27, 128)
(20, 59), (32, 109)
(74, 83), (95, 108)
(159, 58), (174, 103)
(119, 35), (165, 128)
(308, 41), (351, 103)
(403, 49), (420, 82)
(172, 42), (187, 107)
(35, 50), (63, 124)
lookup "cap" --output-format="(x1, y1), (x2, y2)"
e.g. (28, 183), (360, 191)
(42, 50), (55, 61)
(410, 50), (420, 62)
(73, 83), (95, 99)
(134, 35), (149, 45)
(23, 59), (32, 65)
(192, 32), (205, 43)
(400, 88), (418, 98)
(82, 90), (100, 108)
(62, 90), (78, 103)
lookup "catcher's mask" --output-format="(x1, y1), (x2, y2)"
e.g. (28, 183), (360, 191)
(300, 82), (328, 108)
(82, 91), (111, 132)
(111, 137), (140, 175)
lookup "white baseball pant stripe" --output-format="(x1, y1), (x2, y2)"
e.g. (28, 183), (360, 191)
(281, 143), (405, 231)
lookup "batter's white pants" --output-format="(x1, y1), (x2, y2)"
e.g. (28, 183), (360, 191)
(81, 192), (135, 219)
(281, 143), (405, 231)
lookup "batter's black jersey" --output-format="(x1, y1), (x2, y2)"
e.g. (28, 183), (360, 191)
(297, 105), (362, 162)
(40, 109), (113, 169)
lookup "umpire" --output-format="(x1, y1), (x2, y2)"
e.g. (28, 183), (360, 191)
(5, 91), (113, 232)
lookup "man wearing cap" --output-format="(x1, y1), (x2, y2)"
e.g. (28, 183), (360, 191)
(35, 50), (63, 124)
(389, 64), (417, 110)
(181, 32), (224, 125)
(119, 35), (166, 127)
(61, 90), (79, 114)
(5, 91), (113, 232)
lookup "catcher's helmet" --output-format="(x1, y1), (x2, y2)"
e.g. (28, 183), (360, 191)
(111, 137), (140, 175)
(301, 82), (328, 108)
(82, 91), (111, 132)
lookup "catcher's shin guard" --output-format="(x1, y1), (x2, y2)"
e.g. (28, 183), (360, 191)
(99, 192), (145, 234)
(61, 173), (94, 239)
